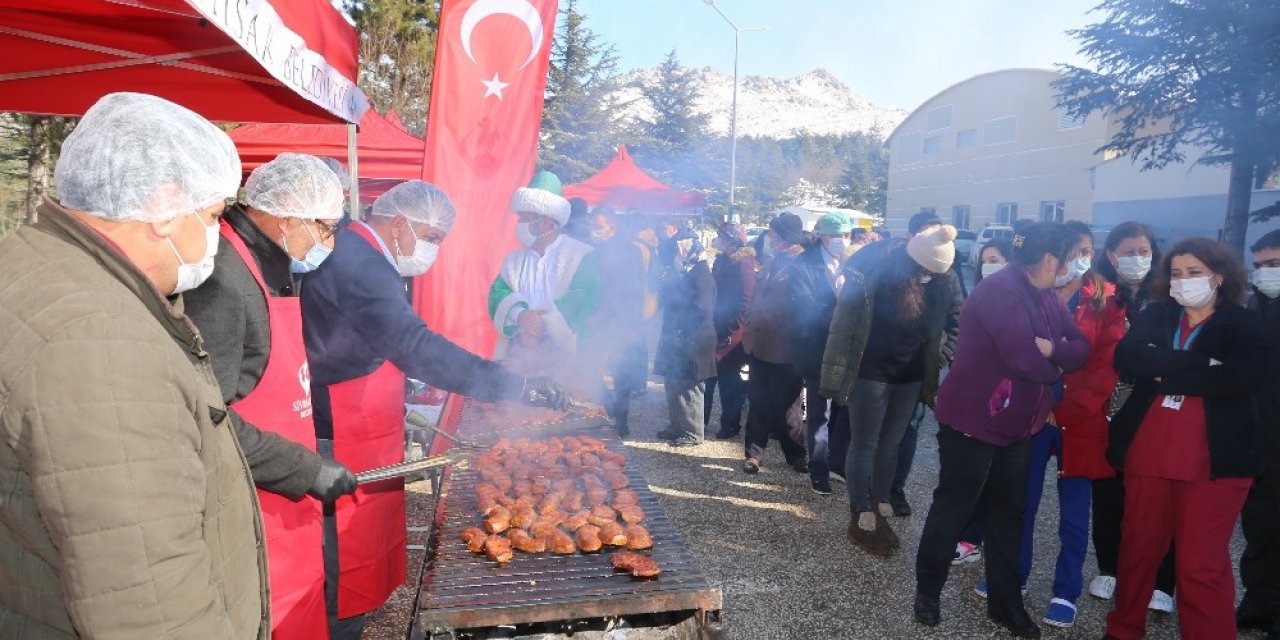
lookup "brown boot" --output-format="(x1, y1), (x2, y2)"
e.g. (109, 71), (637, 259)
(876, 504), (901, 550)
(847, 510), (895, 557)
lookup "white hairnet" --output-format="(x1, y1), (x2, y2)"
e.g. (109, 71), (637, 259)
(319, 157), (350, 191)
(370, 180), (456, 231)
(54, 92), (240, 222)
(243, 153), (345, 221)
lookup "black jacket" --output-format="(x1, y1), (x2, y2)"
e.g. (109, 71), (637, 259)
(1108, 300), (1268, 479)
(1250, 290), (1280, 467)
(184, 206), (321, 500)
(654, 259), (717, 381)
(302, 222), (524, 440)
(792, 243), (840, 380)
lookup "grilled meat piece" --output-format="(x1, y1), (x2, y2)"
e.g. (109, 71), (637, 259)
(563, 509), (591, 531)
(484, 536), (514, 563)
(617, 505), (646, 524)
(484, 506), (512, 534)
(509, 528), (546, 553)
(545, 529), (576, 554)
(575, 524), (603, 553)
(462, 527), (488, 553)
(598, 521), (628, 547)
(624, 524), (654, 550)
(611, 551), (660, 577)
(510, 507), (537, 529)
(587, 505), (618, 528)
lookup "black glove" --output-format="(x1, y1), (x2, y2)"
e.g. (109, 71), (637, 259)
(308, 459), (357, 502)
(522, 376), (570, 410)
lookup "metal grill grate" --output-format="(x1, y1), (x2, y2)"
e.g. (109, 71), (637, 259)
(413, 402), (722, 633)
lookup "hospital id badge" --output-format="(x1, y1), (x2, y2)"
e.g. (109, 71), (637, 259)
(1162, 395), (1185, 411)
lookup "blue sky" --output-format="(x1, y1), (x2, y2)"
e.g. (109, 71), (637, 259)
(576, 0), (1101, 111)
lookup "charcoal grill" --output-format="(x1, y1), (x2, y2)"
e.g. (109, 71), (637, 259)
(410, 398), (723, 638)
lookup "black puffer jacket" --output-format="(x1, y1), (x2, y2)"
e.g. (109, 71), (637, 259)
(792, 243), (840, 379)
(1109, 300), (1267, 478)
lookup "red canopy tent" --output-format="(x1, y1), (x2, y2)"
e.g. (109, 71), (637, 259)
(229, 108), (424, 179)
(563, 145), (706, 212)
(0, 0), (367, 124)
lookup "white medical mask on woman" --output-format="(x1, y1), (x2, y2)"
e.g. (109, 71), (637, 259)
(1055, 256), (1091, 287)
(395, 225), (439, 277)
(1253, 267), (1280, 299)
(1170, 276), (1216, 309)
(1116, 255), (1152, 284)
(824, 237), (849, 258)
(980, 262), (1005, 278)
(169, 211), (219, 295)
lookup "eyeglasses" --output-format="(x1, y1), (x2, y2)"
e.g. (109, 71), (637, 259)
(313, 219), (338, 240)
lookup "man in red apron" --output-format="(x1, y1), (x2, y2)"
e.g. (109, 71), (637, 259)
(300, 180), (568, 639)
(186, 153), (359, 640)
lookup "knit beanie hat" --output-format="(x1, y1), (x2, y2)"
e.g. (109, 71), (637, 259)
(510, 170), (572, 225)
(815, 211), (853, 236)
(907, 223), (958, 273)
(769, 212), (806, 245)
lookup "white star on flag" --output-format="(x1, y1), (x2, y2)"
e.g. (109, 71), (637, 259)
(481, 73), (510, 99)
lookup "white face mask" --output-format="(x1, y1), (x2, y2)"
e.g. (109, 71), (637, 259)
(1170, 276), (1216, 309)
(516, 221), (554, 248)
(288, 222), (332, 274)
(823, 237), (848, 257)
(1253, 267), (1280, 299)
(169, 212), (219, 295)
(394, 225), (439, 277)
(1055, 256), (1091, 287)
(1116, 255), (1152, 284)
(980, 262), (1005, 278)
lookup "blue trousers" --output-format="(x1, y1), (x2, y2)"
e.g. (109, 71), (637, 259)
(1018, 424), (1091, 603)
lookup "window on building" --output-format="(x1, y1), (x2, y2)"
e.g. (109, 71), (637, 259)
(1057, 109), (1086, 130)
(926, 105), (953, 131)
(897, 132), (921, 163)
(996, 202), (1018, 225)
(984, 116), (1017, 145)
(923, 136), (941, 154)
(952, 205), (971, 230)
(956, 129), (978, 148)
(1040, 200), (1065, 222)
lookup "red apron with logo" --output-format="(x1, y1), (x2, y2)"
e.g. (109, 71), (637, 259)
(330, 223), (407, 618)
(222, 223), (328, 640)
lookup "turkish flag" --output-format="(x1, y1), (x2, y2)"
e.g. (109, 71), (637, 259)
(415, 0), (559, 357)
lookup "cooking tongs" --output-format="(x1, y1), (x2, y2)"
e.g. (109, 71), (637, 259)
(355, 451), (467, 485)
(405, 411), (485, 450)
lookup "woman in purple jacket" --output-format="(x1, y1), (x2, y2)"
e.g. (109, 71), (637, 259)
(913, 222), (1090, 639)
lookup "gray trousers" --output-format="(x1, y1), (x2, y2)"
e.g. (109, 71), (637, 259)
(844, 379), (923, 512)
(665, 377), (707, 441)
(318, 438), (365, 640)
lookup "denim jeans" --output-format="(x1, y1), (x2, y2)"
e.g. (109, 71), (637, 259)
(1018, 425), (1091, 602)
(844, 378), (922, 512)
(892, 401), (928, 494)
(803, 379), (831, 483)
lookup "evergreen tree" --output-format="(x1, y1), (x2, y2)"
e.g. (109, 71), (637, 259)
(834, 131), (889, 214)
(632, 50), (710, 160)
(1054, 0), (1280, 254)
(343, 0), (439, 136)
(539, 0), (622, 183)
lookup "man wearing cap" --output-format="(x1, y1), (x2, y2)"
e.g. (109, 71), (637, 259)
(740, 212), (813, 474)
(489, 171), (601, 381)
(794, 211), (854, 494)
(704, 222), (758, 440)
(0, 93), (268, 638)
(185, 153), (359, 640)
(300, 180), (569, 638)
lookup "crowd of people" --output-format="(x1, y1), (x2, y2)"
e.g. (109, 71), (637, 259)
(0, 90), (1277, 640)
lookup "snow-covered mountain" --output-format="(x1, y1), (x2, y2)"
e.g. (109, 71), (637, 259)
(613, 67), (907, 139)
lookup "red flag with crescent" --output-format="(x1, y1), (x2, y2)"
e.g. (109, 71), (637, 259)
(416, 0), (559, 356)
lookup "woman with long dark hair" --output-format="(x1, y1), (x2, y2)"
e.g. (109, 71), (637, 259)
(1104, 237), (1266, 640)
(1087, 222), (1177, 611)
(820, 224), (958, 556)
(914, 222), (1088, 638)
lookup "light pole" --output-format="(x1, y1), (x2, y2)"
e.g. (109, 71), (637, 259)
(702, 0), (766, 222)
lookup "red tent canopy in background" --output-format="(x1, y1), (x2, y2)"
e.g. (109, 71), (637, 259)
(563, 145), (706, 212)
(0, 0), (367, 124)
(229, 108), (424, 179)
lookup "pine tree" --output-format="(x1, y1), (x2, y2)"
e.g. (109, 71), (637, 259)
(632, 50), (710, 160)
(539, 0), (622, 183)
(344, 0), (439, 136)
(834, 131), (889, 214)
(1054, 0), (1280, 254)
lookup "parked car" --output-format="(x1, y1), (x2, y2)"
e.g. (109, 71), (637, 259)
(954, 230), (977, 262)
(968, 224), (1015, 268)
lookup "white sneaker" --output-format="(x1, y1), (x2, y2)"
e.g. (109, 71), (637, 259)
(1089, 575), (1117, 600)
(1148, 589), (1174, 613)
(876, 502), (894, 518)
(952, 541), (982, 565)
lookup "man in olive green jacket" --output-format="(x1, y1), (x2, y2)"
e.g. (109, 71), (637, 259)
(0, 93), (268, 639)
